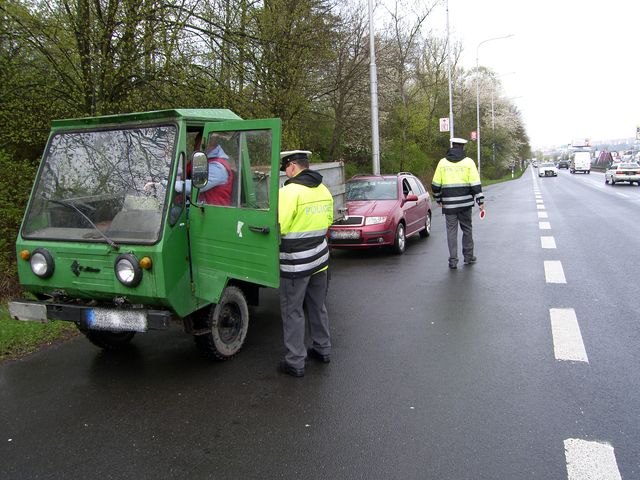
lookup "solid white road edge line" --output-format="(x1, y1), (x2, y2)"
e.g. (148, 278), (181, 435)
(550, 308), (588, 362)
(544, 261), (566, 283)
(564, 438), (621, 480)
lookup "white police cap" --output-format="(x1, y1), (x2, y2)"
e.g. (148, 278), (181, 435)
(450, 137), (468, 145)
(280, 150), (312, 160)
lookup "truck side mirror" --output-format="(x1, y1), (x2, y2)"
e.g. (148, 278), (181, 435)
(191, 152), (209, 189)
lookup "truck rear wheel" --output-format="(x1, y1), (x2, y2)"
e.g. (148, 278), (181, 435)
(81, 329), (136, 350)
(194, 286), (249, 361)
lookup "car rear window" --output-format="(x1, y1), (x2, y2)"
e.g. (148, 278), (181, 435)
(346, 179), (398, 201)
(619, 163), (639, 169)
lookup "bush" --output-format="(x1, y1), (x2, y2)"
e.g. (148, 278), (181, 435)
(0, 150), (39, 298)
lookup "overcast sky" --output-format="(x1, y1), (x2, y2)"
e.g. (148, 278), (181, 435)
(386, 0), (640, 148)
(441, 0), (640, 148)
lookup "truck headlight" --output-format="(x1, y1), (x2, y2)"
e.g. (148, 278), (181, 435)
(114, 254), (143, 287)
(365, 216), (387, 226)
(30, 248), (54, 279)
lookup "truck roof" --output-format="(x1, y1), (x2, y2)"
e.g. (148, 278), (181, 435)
(50, 109), (243, 130)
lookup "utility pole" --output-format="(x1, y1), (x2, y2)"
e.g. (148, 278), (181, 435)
(368, 0), (380, 175)
(445, 0), (454, 139)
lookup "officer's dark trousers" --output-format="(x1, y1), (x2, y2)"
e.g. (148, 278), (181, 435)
(445, 207), (474, 264)
(280, 270), (331, 369)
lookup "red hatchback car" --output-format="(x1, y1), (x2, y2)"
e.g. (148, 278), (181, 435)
(328, 173), (432, 254)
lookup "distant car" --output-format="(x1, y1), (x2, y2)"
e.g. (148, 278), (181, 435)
(538, 162), (558, 177)
(327, 173), (432, 254)
(604, 162), (640, 185)
(532, 160), (539, 168)
(557, 159), (570, 169)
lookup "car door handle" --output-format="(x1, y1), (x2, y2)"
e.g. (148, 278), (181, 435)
(249, 225), (270, 234)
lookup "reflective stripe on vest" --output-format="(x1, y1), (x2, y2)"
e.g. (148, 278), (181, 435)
(280, 251), (330, 274)
(280, 238), (328, 261)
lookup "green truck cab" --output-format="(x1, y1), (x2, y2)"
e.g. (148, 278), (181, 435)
(9, 109), (291, 359)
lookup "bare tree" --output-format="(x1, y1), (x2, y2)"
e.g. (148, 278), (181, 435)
(379, 0), (438, 170)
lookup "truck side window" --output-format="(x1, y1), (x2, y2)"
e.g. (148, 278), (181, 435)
(198, 129), (272, 210)
(168, 152), (185, 226)
(240, 130), (272, 210)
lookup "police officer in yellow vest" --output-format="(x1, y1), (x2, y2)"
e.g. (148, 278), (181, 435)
(278, 150), (334, 377)
(431, 138), (484, 269)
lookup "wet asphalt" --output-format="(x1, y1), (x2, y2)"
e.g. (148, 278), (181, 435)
(1, 168), (639, 479)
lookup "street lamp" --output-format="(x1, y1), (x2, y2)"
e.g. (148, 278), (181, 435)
(475, 34), (513, 178)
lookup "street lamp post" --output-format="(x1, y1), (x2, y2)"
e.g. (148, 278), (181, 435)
(445, 0), (454, 139)
(475, 34), (513, 178)
(368, 0), (380, 175)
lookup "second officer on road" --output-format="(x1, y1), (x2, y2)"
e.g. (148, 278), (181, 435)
(431, 138), (484, 269)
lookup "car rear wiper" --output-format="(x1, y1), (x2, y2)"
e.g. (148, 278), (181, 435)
(43, 196), (120, 250)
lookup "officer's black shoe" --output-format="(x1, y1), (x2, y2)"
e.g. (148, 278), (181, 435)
(464, 256), (477, 265)
(278, 361), (304, 377)
(307, 348), (331, 364)
(448, 261), (458, 270)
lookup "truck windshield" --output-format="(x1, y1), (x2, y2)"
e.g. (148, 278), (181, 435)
(22, 124), (177, 244)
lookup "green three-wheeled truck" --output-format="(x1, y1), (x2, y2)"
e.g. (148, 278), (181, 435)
(8, 109), (344, 360)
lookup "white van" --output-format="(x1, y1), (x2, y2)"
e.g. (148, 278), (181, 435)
(570, 151), (591, 174)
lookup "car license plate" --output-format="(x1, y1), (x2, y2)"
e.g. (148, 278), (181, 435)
(330, 229), (360, 240)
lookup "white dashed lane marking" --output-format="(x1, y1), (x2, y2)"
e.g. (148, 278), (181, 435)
(541, 236), (556, 249)
(550, 308), (588, 362)
(564, 438), (622, 480)
(533, 172), (621, 479)
(539, 222), (551, 230)
(544, 261), (566, 283)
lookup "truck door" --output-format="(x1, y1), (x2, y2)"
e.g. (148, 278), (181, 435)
(188, 119), (281, 303)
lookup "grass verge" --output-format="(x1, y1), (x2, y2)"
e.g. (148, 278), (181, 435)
(0, 303), (78, 362)
(482, 168), (526, 186)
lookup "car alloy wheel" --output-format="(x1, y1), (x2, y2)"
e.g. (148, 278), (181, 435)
(419, 212), (431, 238)
(392, 223), (406, 254)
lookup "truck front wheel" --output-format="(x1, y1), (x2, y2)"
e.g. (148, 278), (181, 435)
(194, 286), (249, 361)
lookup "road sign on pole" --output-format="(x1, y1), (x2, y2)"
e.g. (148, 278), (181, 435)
(439, 118), (450, 132)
